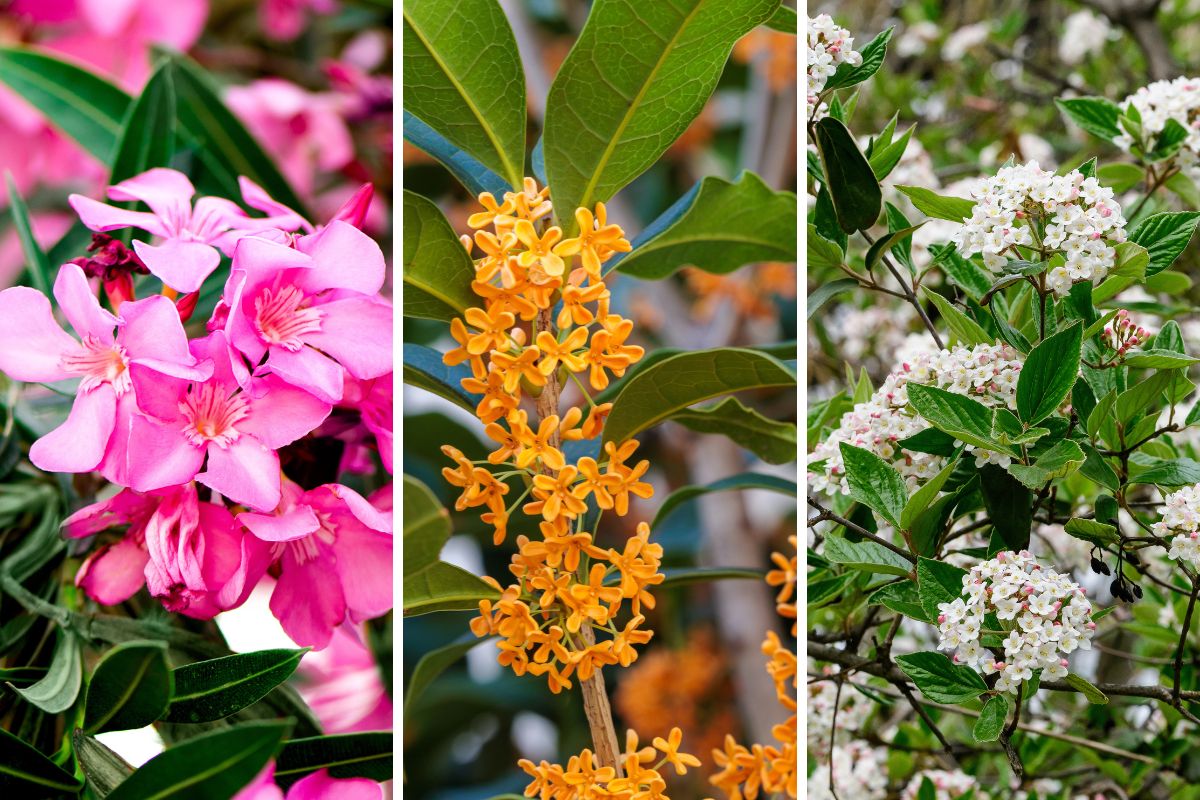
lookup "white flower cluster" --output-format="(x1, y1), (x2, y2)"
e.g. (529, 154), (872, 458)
(807, 666), (874, 755)
(808, 343), (1023, 496)
(1059, 10), (1112, 65)
(1114, 77), (1200, 180)
(806, 741), (888, 800)
(952, 161), (1128, 297)
(902, 769), (991, 800)
(937, 550), (1097, 693)
(1154, 483), (1200, 569)
(807, 15), (862, 120)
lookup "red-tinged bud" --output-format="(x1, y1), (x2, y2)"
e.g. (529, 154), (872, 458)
(175, 291), (200, 323)
(330, 183), (374, 230)
(103, 272), (135, 309)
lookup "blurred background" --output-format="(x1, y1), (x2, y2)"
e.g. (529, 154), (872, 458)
(402, 1), (797, 797)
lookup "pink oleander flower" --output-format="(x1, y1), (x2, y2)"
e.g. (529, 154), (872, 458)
(65, 484), (269, 618)
(295, 625), (392, 733)
(0, 263), (209, 480)
(69, 168), (308, 293)
(259, 0), (338, 42)
(326, 373), (392, 474)
(222, 223), (392, 404)
(234, 763), (381, 800)
(125, 331), (331, 511)
(238, 481), (392, 649)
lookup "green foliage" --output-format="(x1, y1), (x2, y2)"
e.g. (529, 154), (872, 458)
(84, 641), (172, 734)
(895, 651), (988, 704)
(402, 190), (478, 322)
(164, 649), (307, 724)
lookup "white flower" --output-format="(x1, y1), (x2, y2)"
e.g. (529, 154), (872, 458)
(1157, 484), (1200, 570)
(1116, 77), (1200, 182)
(902, 768), (991, 800)
(807, 15), (863, 120)
(807, 741), (888, 800)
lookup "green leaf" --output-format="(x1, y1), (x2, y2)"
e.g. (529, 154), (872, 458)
(973, 694), (1009, 741)
(807, 224), (845, 273)
(839, 443), (907, 528)
(1130, 457), (1200, 487)
(164, 648), (307, 724)
(895, 651), (988, 704)
(0, 726), (82, 795)
(869, 124), (915, 180)
(602, 347), (795, 445)
(932, 244), (992, 301)
(1098, 163), (1145, 192)
(109, 59), (176, 185)
(1079, 443), (1120, 492)
(1123, 349), (1200, 369)
(1128, 212), (1200, 276)
(609, 172), (796, 278)
(906, 383), (1014, 454)
(651, 473), (795, 530)
(274, 732), (391, 787)
(73, 731), (134, 797)
(1016, 323), (1082, 424)
(1055, 97), (1122, 141)
(901, 456), (959, 530)
(823, 534), (912, 577)
(979, 463), (1033, 550)
(917, 557), (967, 618)
(402, 344), (479, 413)
(895, 185), (974, 222)
(922, 289), (991, 346)
(864, 224), (922, 271)
(402, 191), (478, 322)
(807, 278), (857, 319)
(764, 5), (796, 33)
(1116, 371), (1172, 424)
(5, 174), (52, 296)
(1064, 518), (1119, 547)
(814, 117), (882, 233)
(669, 397), (796, 464)
(825, 27), (894, 91)
(402, 110), (510, 197)
(870, 580), (930, 621)
(404, 561), (499, 615)
(402, 0), (525, 189)
(404, 474), (453, 577)
(1008, 440), (1085, 489)
(649, 566), (767, 586)
(1065, 674), (1109, 704)
(10, 628), (81, 714)
(405, 636), (489, 715)
(0, 47), (131, 163)
(543, 0), (777, 228)
(84, 641), (172, 734)
(106, 721), (289, 800)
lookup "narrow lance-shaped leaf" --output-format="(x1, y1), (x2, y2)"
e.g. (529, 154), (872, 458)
(5, 173), (53, 296)
(164, 648), (307, 724)
(669, 397), (797, 464)
(651, 473), (796, 530)
(84, 640), (173, 734)
(0, 727), (82, 795)
(402, 110), (510, 197)
(402, 344), (480, 414)
(109, 59), (177, 186)
(9, 627), (81, 714)
(274, 732), (392, 787)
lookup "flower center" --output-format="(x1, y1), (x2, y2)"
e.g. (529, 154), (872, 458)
(179, 382), (250, 448)
(269, 511), (337, 565)
(61, 336), (131, 395)
(254, 286), (323, 350)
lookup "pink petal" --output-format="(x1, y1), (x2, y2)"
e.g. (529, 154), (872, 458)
(128, 364), (189, 421)
(107, 168), (195, 222)
(296, 221), (385, 295)
(119, 294), (205, 373)
(97, 390), (141, 487)
(125, 414), (205, 492)
(132, 239), (222, 293)
(30, 385), (116, 473)
(271, 551), (345, 650)
(0, 287), (76, 382)
(328, 485), (391, 533)
(53, 263), (118, 340)
(232, 763), (284, 800)
(238, 176), (311, 232)
(198, 437), (281, 512)
(305, 296), (391, 380)
(216, 530), (274, 612)
(286, 771), (381, 800)
(328, 506), (392, 621)
(61, 487), (155, 539)
(77, 0), (140, 37)
(267, 346), (344, 404)
(242, 374), (331, 449)
(239, 505), (321, 543)
(75, 534), (149, 606)
(68, 194), (167, 237)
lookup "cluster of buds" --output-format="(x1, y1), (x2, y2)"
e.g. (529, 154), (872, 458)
(519, 728), (701, 800)
(1103, 309), (1151, 356)
(441, 178), (663, 697)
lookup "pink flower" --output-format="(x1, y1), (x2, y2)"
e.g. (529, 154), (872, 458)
(334, 374), (392, 474)
(0, 264), (209, 479)
(239, 481), (392, 649)
(65, 484), (269, 618)
(259, 0), (339, 43)
(125, 331), (331, 511)
(222, 224), (391, 404)
(234, 763), (381, 800)
(296, 625), (392, 733)
(69, 168), (308, 292)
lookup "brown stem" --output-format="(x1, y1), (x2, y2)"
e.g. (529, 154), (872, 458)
(533, 305), (623, 774)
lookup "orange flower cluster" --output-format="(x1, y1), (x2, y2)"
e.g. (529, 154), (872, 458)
(732, 28), (798, 91)
(768, 534), (797, 635)
(615, 627), (739, 760)
(705, 537), (798, 800)
(684, 263), (796, 323)
(441, 178), (664, 693)
(519, 728), (701, 800)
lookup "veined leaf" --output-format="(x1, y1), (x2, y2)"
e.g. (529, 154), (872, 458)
(0, 727), (82, 795)
(1016, 323), (1082, 424)
(404, 561), (498, 615)
(669, 396), (796, 464)
(608, 172), (795, 278)
(84, 641), (172, 734)
(274, 732), (391, 787)
(402, 191), (478, 322)
(823, 534), (912, 576)
(651, 473), (796, 530)
(917, 557), (967, 619)
(973, 694), (1009, 741)
(403, 0), (526, 189)
(403, 110), (510, 197)
(895, 185), (974, 222)
(1128, 211), (1200, 276)
(1055, 97), (1122, 141)
(164, 648), (307, 724)
(10, 628), (81, 714)
(73, 731), (134, 796)
(839, 442), (906, 528)
(896, 651), (988, 704)
(543, 0), (778, 230)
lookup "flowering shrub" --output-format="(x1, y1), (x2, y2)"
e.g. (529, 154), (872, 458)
(402, 0), (796, 797)
(0, 3), (392, 797)
(810, 4), (1200, 799)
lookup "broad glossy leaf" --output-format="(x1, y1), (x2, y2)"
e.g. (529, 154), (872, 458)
(405, 636), (490, 715)
(814, 116), (881, 233)
(602, 347), (796, 445)
(979, 463), (1033, 550)
(403, 0), (525, 189)
(402, 344), (479, 413)
(543, 0), (778, 229)
(402, 191), (478, 321)
(10, 628), (81, 714)
(402, 110), (510, 197)
(807, 278), (856, 319)
(651, 473), (795, 530)
(106, 721), (289, 800)
(274, 732), (392, 787)
(404, 561), (499, 615)
(608, 172), (796, 278)
(0, 727), (82, 795)
(905, 384), (1013, 454)
(164, 648), (306, 724)
(0, 47), (131, 163)
(1008, 440), (1085, 489)
(1128, 211), (1200, 276)
(764, 5), (796, 33)
(1063, 518), (1119, 547)
(916, 557), (967, 619)
(1065, 673), (1109, 704)
(1016, 323), (1082, 424)
(895, 185), (974, 222)
(1055, 97), (1121, 141)
(84, 641), (172, 734)
(403, 474), (452, 577)
(870, 580), (929, 621)
(109, 59), (176, 185)
(1131, 457), (1200, 487)
(901, 457), (959, 530)
(895, 651), (988, 704)
(669, 396), (796, 464)
(922, 288), (990, 346)
(824, 27), (893, 91)
(839, 443), (906, 528)
(973, 694), (1009, 742)
(823, 534), (912, 577)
